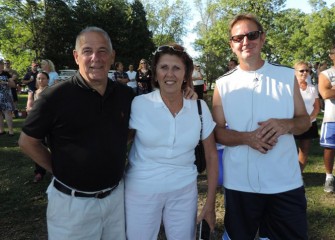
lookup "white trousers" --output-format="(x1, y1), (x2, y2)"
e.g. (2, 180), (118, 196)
(47, 179), (125, 240)
(125, 181), (198, 240)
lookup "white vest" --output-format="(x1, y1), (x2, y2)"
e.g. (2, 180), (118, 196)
(216, 62), (302, 194)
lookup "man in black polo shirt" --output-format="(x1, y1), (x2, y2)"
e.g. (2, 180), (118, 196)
(19, 27), (134, 240)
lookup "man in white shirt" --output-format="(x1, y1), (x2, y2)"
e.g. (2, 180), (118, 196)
(212, 13), (310, 240)
(126, 64), (137, 94)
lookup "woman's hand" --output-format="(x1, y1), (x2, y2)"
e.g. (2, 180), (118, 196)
(197, 201), (216, 231)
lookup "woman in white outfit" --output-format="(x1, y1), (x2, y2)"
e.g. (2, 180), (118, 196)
(125, 43), (218, 240)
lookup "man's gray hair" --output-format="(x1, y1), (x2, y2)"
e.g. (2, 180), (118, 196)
(75, 26), (113, 51)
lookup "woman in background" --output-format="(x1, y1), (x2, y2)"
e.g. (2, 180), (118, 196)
(294, 60), (320, 172)
(40, 59), (59, 86)
(136, 59), (152, 95)
(26, 71), (50, 182)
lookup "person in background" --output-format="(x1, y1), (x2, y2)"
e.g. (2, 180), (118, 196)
(126, 64), (137, 94)
(136, 59), (152, 95)
(114, 62), (129, 85)
(192, 64), (204, 99)
(293, 60), (320, 173)
(125, 43), (218, 239)
(227, 58), (238, 71)
(212, 13), (309, 239)
(22, 62), (39, 92)
(19, 26), (134, 240)
(26, 71), (50, 183)
(40, 59), (59, 86)
(4, 60), (19, 118)
(318, 45), (335, 193)
(0, 59), (16, 136)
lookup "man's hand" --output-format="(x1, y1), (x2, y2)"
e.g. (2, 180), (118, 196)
(184, 86), (198, 100)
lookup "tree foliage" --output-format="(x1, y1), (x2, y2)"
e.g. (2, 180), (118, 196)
(193, 0), (335, 81)
(141, 0), (191, 46)
(0, 0), (154, 76)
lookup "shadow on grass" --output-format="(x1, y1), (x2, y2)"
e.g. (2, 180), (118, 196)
(303, 172), (325, 187)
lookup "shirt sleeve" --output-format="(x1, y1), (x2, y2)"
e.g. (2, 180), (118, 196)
(200, 99), (216, 140)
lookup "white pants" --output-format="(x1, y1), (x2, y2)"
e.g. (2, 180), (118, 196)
(47, 179), (125, 240)
(125, 181), (198, 240)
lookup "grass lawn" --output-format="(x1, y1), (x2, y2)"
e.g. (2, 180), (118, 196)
(0, 93), (334, 239)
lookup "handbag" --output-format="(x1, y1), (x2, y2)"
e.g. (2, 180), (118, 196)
(194, 99), (206, 173)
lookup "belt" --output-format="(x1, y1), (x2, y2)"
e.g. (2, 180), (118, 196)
(54, 180), (119, 199)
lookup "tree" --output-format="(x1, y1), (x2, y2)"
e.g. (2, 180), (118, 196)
(125, 0), (155, 67)
(42, 0), (76, 70)
(0, 0), (45, 75)
(193, 0), (227, 88)
(308, 0), (327, 12)
(141, 0), (191, 46)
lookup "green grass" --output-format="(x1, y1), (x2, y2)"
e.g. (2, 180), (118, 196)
(0, 94), (334, 239)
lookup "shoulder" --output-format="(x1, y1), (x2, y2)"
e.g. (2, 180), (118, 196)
(216, 67), (238, 83)
(267, 62), (292, 69)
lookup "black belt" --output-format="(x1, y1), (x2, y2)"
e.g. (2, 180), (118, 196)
(54, 180), (119, 199)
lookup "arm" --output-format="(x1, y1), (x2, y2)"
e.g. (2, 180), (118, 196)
(127, 129), (135, 145)
(257, 79), (310, 139)
(117, 73), (129, 84)
(197, 132), (218, 231)
(18, 132), (53, 173)
(7, 77), (16, 88)
(21, 74), (33, 85)
(318, 72), (335, 99)
(212, 86), (274, 153)
(26, 91), (34, 113)
(310, 98), (320, 122)
(0, 78), (15, 88)
(183, 86), (198, 100)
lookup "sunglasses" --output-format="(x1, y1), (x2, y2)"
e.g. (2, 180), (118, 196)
(153, 45), (189, 56)
(230, 31), (263, 43)
(297, 69), (309, 73)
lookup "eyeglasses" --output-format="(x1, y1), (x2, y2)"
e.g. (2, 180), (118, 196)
(297, 69), (309, 73)
(230, 31), (263, 43)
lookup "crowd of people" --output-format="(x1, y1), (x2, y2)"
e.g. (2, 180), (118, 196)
(0, 11), (331, 240)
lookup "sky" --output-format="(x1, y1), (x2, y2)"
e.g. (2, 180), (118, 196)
(183, 0), (335, 58)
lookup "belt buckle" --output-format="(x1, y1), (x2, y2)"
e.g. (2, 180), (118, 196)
(95, 191), (104, 199)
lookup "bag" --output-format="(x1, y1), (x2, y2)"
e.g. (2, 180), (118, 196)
(194, 99), (206, 173)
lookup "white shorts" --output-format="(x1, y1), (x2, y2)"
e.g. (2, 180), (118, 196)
(47, 179), (125, 240)
(125, 181), (198, 240)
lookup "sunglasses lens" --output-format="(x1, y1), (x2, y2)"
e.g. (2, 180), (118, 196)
(299, 70), (309, 73)
(231, 31), (261, 43)
(231, 35), (244, 43)
(247, 31), (260, 40)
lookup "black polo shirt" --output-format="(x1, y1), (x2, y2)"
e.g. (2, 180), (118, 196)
(22, 73), (134, 191)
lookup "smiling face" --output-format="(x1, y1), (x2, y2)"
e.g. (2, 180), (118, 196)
(229, 20), (265, 66)
(156, 54), (186, 95)
(295, 63), (309, 83)
(73, 31), (115, 85)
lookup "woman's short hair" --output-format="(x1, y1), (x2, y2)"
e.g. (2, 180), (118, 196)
(294, 60), (308, 69)
(151, 43), (194, 90)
